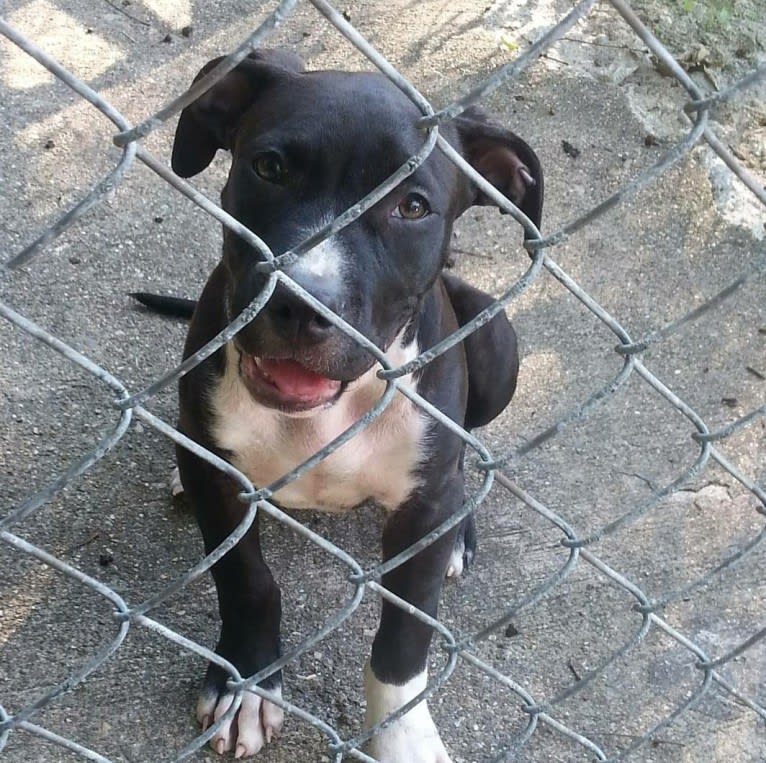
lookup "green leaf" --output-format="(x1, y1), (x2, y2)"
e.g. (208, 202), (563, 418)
(500, 35), (519, 52)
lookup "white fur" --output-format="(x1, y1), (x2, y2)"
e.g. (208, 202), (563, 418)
(364, 663), (453, 763)
(197, 684), (284, 759)
(209, 334), (427, 512)
(287, 235), (344, 282)
(445, 534), (465, 579)
(169, 466), (184, 496)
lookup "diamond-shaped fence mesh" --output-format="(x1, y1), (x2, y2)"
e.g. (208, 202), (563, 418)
(1, 1), (764, 761)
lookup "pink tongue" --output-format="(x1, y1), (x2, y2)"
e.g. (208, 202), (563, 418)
(260, 358), (339, 399)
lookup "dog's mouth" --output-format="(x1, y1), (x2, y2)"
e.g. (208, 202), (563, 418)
(239, 353), (345, 412)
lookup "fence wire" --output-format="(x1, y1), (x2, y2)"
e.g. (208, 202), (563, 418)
(1, 1), (765, 762)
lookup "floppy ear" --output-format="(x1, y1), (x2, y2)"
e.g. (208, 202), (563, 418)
(171, 49), (305, 178)
(454, 106), (543, 234)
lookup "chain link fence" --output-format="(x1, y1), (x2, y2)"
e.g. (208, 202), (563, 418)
(1, 0), (764, 761)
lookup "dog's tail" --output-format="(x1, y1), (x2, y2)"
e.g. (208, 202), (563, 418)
(130, 292), (197, 320)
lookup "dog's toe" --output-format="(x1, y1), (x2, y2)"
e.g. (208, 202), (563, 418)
(446, 542), (464, 579)
(446, 533), (477, 579)
(446, 513), (476, 580)
(170, 466), (184, 497)
(235, 689), (284, 758)
(196, 687), (217, 731)
(209, 691), (238, 754)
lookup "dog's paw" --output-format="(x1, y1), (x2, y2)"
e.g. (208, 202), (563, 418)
(445, 515), (475, 580)
(369, 715), (453, 763)
(170, 466), (184, 497)
(365, 664), (453, 763)
(445, 534), (467, 579)
(197, 685), (283, 758)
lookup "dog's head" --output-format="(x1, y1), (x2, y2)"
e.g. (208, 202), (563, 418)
(173, 50), (542, 412)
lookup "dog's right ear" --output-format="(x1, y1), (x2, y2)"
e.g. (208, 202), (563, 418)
(171, 50), (304, 178)
(453, 106), (543, 237)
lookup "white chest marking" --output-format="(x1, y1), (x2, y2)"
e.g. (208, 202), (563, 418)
(209, 337), (427, 512)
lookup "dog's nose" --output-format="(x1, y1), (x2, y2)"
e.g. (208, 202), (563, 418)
(265, 282), (341, 344)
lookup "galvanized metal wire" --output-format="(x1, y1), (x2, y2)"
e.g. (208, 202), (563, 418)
(1, 1), (764, 761)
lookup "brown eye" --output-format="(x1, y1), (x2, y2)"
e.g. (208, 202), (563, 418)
(253, 152), (285, 182)
(395, 193), (430, 220)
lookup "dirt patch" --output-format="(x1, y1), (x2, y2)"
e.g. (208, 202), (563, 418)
(635, 0), (766, 168)
(486, 0), (765, 237)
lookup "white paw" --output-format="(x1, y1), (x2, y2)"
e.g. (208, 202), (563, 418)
(365, 663), (453, 763)
(197, 684), (284, 758)
(170, 466), (184, 497)
(445, 536), (465, 579)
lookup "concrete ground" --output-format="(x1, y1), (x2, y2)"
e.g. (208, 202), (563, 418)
(1, 1), (764, 762)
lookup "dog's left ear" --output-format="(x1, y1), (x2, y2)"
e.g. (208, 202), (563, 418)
(454, 106), (543, 233)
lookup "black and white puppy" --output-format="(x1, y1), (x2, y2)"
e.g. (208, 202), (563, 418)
(142, 49), (542, 761)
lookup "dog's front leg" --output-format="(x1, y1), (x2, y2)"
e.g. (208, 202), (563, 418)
(365, 473), (463, 763)
(178, 446), (283, 759)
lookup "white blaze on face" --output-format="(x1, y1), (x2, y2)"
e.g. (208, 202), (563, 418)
(364, 662), (453, 763)
(286, 234), (345, 284)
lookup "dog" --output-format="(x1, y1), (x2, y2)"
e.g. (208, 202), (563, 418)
(133, 49), (542, 762)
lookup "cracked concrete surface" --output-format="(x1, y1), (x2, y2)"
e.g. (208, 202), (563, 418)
(1, 1), (764, 762)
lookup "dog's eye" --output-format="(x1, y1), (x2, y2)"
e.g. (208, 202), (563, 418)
(253, 152), (285, 183)
(394, 193), (430, 220)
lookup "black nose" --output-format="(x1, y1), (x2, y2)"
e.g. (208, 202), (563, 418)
(265, 281), (341, 344)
